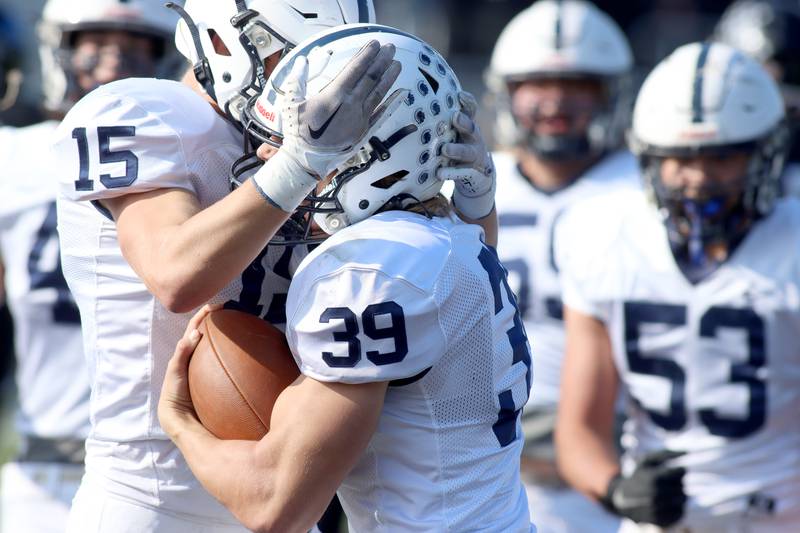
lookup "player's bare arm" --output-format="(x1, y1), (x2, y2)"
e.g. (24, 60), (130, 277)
(99, 41), (400, 313)
(103, 181), (290, 313)
(158, 317), (386, 532)
(459, 205), (498, 247)
(555, 305), (621, 499)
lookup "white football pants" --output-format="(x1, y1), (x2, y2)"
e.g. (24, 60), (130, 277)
(66, 471), (251, 533)
(1, 461), (83, 533)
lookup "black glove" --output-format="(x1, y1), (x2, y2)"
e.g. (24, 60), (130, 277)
(601, 450), (687, 527)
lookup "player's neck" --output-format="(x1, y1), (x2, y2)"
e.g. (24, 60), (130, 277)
(180, 68), (225, 118)
(516, 149), (599, 192)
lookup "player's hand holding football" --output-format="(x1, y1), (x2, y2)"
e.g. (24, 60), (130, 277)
(157, 304), (219, 439)
(253, 40), (403, 213)
(438, 90), (496, 220)
(601, 450), (687, 527)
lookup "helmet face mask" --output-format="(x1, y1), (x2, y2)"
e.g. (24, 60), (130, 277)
(487, 0), (632, 160)
(66, 30), (164, 100)
(506, 75), (612, 160)
(631, 42), (789, 281)
(237, 24), (463, 244)
(39, 0), (181, 113)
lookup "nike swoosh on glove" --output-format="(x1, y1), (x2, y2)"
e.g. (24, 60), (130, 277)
(252, 40), (403, 213)
(281, 39), (404, 179)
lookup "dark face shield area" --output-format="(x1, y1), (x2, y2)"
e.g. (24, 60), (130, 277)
(508, 76), (608, 160)
(66, 30), (162, 100)
(646, 147), (757, 282)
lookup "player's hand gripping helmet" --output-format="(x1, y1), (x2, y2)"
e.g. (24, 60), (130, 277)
(487, 0), (632, 160)
(172, 0), (375, 124)
(630, 42), (788, 277)
(240, 24), (463, 243)
(38, 0), (180, 113)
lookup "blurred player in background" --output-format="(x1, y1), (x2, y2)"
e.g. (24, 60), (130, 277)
(556, 42), (800, 531)
(487, 1), (638, 530)
(158, 24), (527, 533)
(0, 9), (23, 124)
(0, 1), (179, 531)
(713, 0), (800, 195)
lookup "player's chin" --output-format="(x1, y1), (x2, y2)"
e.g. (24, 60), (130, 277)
(256, 143), (280, 162)
(308, 217), (329, 238)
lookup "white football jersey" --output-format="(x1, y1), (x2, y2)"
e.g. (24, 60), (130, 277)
(494, 150), (639, 407)
(0, 121), (89, 440)
(286, 211), (533, 532)
(54, 78), (307, 521)
(558, 190), (800, 528)
(781, 162), (800, 198)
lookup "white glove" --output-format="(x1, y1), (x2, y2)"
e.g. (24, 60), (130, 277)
(280, 40), (404, 178)
(437, 91), (496, 220)
(253, 40), (403, 212)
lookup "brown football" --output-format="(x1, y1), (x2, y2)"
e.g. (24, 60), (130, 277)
(188, 309), (299, 440)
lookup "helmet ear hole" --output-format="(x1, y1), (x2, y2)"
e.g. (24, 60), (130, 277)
(371, 170), (410, 190)
(208, 29), (232, 56)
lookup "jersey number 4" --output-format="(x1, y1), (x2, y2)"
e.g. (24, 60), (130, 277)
(625, 302), (766, 439)
(28, 203), (80, 325)
(479, 246), (532, 447)
(72, 127), (138, 191)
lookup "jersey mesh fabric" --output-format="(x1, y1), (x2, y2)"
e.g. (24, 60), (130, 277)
(429, 255), (521, 528)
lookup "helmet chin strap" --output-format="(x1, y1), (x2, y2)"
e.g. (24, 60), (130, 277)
(684, 200), (708, 270)
(526, 133), (592, 161)
(166, 2), (216, 102)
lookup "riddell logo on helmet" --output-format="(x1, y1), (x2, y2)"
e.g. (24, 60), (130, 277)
(256, 100), (276, 124)
(678, 127), (718, 141)
(541, 55), (568, 69)
(103, 7), (141, 19)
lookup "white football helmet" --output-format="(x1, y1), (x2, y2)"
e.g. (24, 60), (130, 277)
(38, 0), (180, 112)
(173, 0), (375, 124)
(242, 24), (462, 241)
(630, 42), (788, 275)
(487, 0), (632, 159)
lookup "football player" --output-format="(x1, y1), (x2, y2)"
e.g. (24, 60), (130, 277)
(53, 1), (495, 531)
(487, 1), (638, 530)
(555, 42), (800, 531)
(713, 0), (800, 196)
(0, 1), (178, 531)
(158, 24), (529, 533)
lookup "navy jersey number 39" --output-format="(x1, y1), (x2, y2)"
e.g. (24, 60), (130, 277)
(319, 301), (408, 368)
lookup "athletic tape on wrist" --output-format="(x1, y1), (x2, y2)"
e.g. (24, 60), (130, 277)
(252, 150), (318, 213)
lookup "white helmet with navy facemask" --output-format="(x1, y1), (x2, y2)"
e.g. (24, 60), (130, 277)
(239, 24), (462, 243)
(171, 0), (375, 124)
(487, 0), (632, 159)
(630, 42), (788, 280)
(38, 0), (180, 113)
